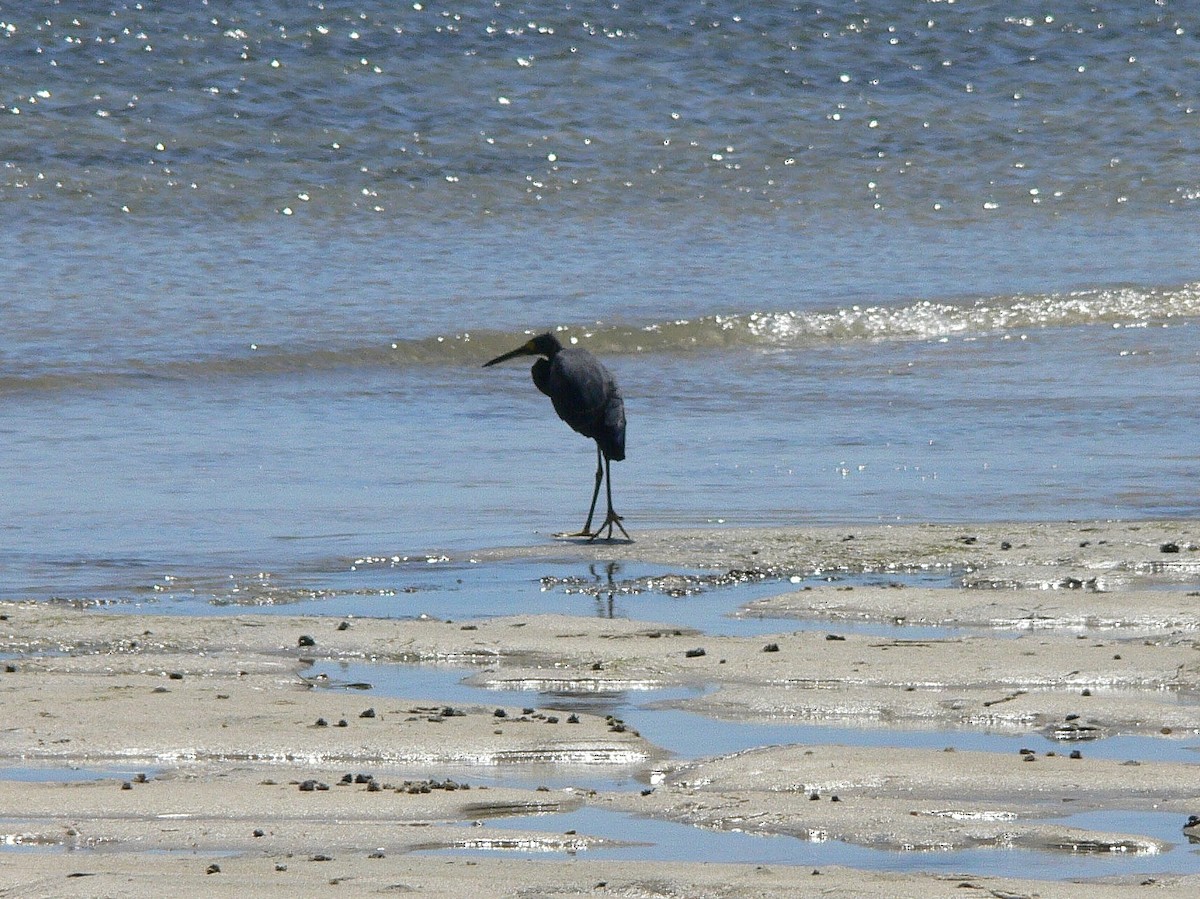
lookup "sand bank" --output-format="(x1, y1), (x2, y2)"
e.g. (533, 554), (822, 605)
(2, 519), (1200, 897)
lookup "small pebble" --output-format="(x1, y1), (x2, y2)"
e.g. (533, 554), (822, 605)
(298, 635), (316, 647)
(206, 864), (221, 874)
(360, 708), (376, 718)
(684, 647), (706, 658)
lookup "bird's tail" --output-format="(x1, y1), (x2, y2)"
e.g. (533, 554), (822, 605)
(601, 404), (626, 461)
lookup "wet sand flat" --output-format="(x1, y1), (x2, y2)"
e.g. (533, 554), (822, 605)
(2, 519), (1200, 897)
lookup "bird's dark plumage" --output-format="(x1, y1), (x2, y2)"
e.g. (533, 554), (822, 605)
(484, 332), (629, 540)
(531, 353), (625, 461)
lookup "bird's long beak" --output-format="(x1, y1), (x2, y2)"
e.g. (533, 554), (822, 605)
(483, 340), (536, 368)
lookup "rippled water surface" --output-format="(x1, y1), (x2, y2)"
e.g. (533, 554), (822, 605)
(1, 1), (1198, 633)
(4, 8), (1200, 878)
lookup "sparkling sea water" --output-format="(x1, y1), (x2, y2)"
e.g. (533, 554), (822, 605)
(2, 2), (1200, 602)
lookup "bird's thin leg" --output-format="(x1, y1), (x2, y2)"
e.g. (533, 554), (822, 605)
(556, 445), (604, 538)
(584, 445), (604, 534)
(589, 457), (630, 541)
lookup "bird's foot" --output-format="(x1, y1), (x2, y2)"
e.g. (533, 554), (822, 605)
(587, 511), (631, 543)
(554, 528), (596, 539)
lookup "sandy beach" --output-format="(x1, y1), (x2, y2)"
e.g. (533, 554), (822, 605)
(3, 520), (1200, 897)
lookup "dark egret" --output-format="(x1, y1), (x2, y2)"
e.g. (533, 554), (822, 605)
(484, 333), (630, 541)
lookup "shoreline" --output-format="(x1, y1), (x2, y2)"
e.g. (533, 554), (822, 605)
(3, 519), (1200, 897)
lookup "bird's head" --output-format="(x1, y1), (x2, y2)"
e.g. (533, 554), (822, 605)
(483, 332), (563, 367)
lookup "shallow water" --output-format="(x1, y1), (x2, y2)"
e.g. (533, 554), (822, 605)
(429, 805), (1200, 879)
(0, 765), (156, 784)
(3, 3), (1200, 591)
(27, 556), (973, 637)
(310, 659), (1200, 770)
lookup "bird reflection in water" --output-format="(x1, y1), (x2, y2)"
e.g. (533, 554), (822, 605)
(589, 561), (619, 618)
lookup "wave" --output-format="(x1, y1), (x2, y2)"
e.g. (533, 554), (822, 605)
(545, 282), (1200, 354)
(2, 283), (1198, 395)
(389, 281), (1200, 361)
